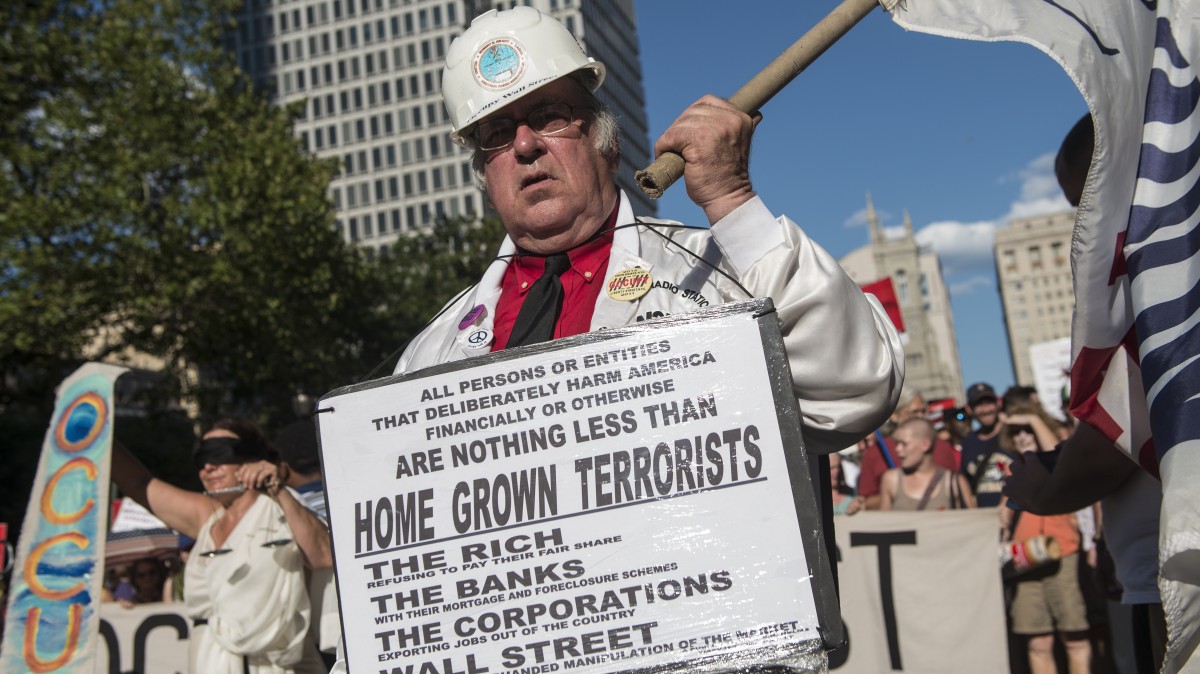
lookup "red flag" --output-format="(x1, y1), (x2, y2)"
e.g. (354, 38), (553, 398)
(861, 277), (906, 334)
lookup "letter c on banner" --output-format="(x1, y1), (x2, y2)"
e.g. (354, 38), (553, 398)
(23, 603), (84, 673)
(24, 532), (89, 600)
(41, 458), (97, 525)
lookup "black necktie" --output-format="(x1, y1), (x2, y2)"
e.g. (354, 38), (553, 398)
(506, 253), (571, 348)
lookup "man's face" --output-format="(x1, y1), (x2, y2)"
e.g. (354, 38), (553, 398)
(893, 427), (930, 470)
(968, 399), (999, 428)
(479, 78), (619, 254)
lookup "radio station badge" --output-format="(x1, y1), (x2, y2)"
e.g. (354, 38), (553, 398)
(473, 38), (527, 90)
(606, 267), (653, 302)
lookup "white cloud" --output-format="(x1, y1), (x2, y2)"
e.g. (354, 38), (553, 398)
(843, 206), (892, 229)
(949, 275), (993, 296)
(913, 152), (1073, 277)
(915, 219), (998, 277)
(1004, 152), (1073, 221)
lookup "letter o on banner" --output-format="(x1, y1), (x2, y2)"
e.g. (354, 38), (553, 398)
(54, 392), (108, 453)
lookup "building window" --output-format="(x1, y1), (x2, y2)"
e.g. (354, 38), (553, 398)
(1002, 249), (1017, 272)
(1029, 245), (1043, 269)
(895, 270), (909, 304)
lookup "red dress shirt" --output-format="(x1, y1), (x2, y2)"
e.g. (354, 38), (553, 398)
(491, 207), (617, 351)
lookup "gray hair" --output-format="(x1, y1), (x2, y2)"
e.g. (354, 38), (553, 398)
(467, 88), (621, 192)
(896, 385), (925, 411)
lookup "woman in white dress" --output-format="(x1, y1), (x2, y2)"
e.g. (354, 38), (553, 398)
(113, 418), (331, 674)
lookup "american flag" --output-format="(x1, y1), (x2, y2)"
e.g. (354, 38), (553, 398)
(889, 0), (1198, 670)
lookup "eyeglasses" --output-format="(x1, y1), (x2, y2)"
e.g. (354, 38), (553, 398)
(1007, 425), (1034, 437)
(474, 102), (592, 151)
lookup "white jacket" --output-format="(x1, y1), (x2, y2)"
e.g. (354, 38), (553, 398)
(395, 192), (903, 456)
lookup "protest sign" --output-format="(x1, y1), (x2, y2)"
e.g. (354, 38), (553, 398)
(0, 363), (127, 674)
(317, 299), (838, 673)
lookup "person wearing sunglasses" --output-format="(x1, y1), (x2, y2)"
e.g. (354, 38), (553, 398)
(998, 401), (1091, 674)
(113, 418), (330, 674)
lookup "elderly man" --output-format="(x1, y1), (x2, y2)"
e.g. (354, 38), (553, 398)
(395, 7), (902, 460)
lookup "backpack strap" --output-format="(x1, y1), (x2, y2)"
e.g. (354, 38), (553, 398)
(916, 468), (946, 511)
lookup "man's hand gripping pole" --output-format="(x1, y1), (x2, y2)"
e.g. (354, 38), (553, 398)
(635, 0), (884, 199)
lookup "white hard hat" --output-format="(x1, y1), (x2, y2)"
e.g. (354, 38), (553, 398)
(442, 6), (606, 147)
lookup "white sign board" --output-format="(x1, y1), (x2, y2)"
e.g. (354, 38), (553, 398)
(1029, 337), (1072, 421)
(317, 301), (837, 673)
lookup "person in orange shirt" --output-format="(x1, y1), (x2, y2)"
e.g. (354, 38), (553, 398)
(1000, 399), (1090, 674)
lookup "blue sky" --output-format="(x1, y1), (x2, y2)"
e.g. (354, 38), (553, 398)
(633, 2), (1088, 399)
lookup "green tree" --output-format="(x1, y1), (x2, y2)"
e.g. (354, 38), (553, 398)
(369, 214), (509, 378)
(0, 0), (393, 425)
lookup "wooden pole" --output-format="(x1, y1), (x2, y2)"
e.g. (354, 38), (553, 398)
(635, 0), (880, 199)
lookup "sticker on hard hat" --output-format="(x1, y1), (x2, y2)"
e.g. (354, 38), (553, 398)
(473, 38), (527, 90)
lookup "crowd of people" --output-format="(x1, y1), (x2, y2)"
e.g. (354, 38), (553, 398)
(834, 381), (1164, 674)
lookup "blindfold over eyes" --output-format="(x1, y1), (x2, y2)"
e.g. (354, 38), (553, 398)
(192, 437), (272, 471)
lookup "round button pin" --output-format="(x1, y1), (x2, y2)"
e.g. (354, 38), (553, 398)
(606, 267), (653, 301)
(459, 304), (486, 330)
(463, 328), (493, 351)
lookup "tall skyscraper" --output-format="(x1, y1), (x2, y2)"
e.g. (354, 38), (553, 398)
(226, 0), (655, 258)
(993, 209), (1075, 386)
(839, 196), (965, 404)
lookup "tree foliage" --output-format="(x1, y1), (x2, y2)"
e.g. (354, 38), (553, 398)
(0, 0), (509, 530)
(0, 0), (389, 425)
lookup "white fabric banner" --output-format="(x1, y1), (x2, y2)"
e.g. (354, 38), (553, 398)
(0, 363), (127, 674)
(92, 603), (190, 674)
(831, 510), (1007, 674)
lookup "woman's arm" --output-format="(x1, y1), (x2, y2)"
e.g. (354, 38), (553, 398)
(111, 443), (213, 539)
(880, 469), (898, 511)
(237, 461), (333, 570)
(1002, 413), (1061, 454)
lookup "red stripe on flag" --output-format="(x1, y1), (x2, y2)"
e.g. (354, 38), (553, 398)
(1138, 439), (1160, 480)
